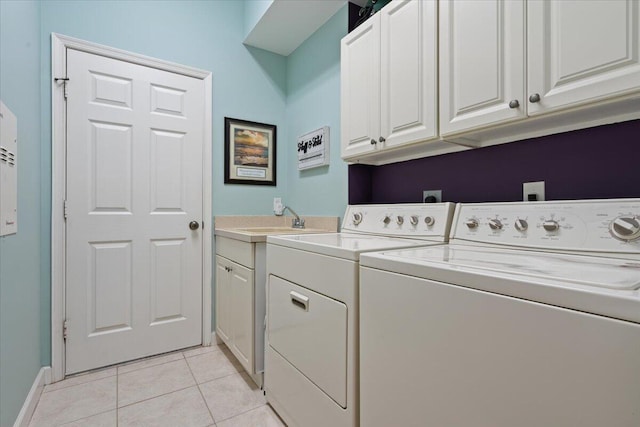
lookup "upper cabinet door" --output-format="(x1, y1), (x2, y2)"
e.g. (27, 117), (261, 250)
(341, 14), (381, 159)
(380, 0), (438, 149)
(439, 0), (526, 136)
(528, 0), (640, 115)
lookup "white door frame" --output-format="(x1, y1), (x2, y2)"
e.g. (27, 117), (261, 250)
(51, 33), (213, 382)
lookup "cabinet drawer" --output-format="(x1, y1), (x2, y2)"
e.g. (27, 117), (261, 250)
(268, 275), (347, 407)
(216, 236), (254, 268)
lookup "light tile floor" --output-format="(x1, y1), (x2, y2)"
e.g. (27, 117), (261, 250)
(28, 343), (286, 427)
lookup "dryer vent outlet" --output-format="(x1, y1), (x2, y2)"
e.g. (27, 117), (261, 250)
(423, 190), (442, 203)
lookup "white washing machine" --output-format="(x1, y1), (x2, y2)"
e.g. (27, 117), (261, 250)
(264, 203), (456, 427)
(359, 199), (640, 427)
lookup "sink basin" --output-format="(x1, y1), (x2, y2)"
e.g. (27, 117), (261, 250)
(235, 227), (314, 233)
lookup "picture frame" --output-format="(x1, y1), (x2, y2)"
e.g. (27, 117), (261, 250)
(224, 117), (277, 186)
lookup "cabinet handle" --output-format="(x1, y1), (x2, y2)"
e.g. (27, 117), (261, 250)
(508, 99), (520, 109)
(289, 291), (309, 311)
(370, 138), (377, 145)
(379, 136), (386, 143)
(529, 93), (541, 103)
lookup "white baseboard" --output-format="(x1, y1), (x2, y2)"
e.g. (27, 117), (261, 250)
(13, 366), (51, 427)
(212, 331), (224, 345)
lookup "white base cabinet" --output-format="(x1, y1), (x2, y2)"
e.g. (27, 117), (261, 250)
(215, 236), (264, 386)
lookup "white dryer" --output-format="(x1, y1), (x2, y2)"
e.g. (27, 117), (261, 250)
(359, 199), (640, 427)
(264, 203), (456, 427)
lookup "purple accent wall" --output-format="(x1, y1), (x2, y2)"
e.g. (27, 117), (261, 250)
(349, 120), (640, 204)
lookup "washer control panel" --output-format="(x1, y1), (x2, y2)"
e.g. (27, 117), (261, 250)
(343, 203), (456, 240)
(451, 199), (640, 254)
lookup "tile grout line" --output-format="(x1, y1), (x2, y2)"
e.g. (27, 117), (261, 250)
(185, 350), (218, 425)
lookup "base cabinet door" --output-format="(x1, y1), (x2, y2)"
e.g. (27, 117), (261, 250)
(215, 256), (232, 343)
(215, 254), (255, 374)
(230, 262), (254, 373)
(527, 0), (640, 115)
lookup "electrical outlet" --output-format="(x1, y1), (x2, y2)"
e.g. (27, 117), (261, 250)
(523, 181), (545, 201)
(422, 190), (442, 203)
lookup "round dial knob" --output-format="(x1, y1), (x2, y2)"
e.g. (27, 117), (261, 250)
(383, 215), (391, 225)
(410, 215), (419, 226)
(352, 212), (363, 225)
(514, 219), (528, 232)
(609, 216), (640, 241)
(465, 219), (478, 229)
(424, 216), (435, 226)
(543, 220), (560, 232)
(488, 219), (503, 230)
(396, 216), (404, 225)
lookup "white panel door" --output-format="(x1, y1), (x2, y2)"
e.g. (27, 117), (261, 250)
(380, 0), (438, 149)
(341, 13), (381, 159)
(528, 0), (640, 115)
(439, 0), (526, 135)
(65, 49), (204, 374)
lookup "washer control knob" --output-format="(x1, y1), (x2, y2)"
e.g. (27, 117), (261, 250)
(396, 216), (404, 225)
(488, 219), (503, 230)
(514, 219), (528, 232)
(610, 216), (640, 241)
(543, 220), (560, 232)
(424, 216), (435, 226)
(410, 215), (419, 226)
(465, 219), (478, 229)
(352, 212), (363, 225)
(383, 215), (391, 225)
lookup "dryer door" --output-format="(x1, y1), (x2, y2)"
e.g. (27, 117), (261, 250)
(268, 275), (347, 407)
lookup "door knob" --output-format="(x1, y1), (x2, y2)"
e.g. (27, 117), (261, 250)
(189, 221), (200, 230)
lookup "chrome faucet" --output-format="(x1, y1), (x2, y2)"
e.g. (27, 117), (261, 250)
(282, 206), (305, 229)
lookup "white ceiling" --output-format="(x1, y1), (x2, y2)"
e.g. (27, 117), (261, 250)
(244, 0), (366, 56)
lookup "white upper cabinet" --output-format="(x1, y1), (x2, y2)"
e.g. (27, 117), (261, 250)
(440, 0), (640, 137)
(439, 0), (526, 135)
(527, 0), (640, 115)
(341, 13), (381, 159)
(380, 0), (438, 150)
(341, 0), (439, 161)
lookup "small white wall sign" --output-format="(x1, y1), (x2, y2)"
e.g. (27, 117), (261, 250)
(297, 126), (330, 170)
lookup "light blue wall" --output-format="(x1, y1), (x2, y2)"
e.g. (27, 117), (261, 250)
(244, 0), (274, 38)
(0, 2), (348, 423)
(285, 5), (348, 217)
(0, 1), (43, 426)
(40, 0), (289, 220)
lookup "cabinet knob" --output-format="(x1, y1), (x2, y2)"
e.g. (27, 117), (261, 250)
(529, 93), (541, 103)
(508, 99), (520, 109)
(379, 136), (386, 143)
(370, 138), (377, 145)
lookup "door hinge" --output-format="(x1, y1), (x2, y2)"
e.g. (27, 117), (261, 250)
(55, 77), (69, 99)
(63, 199), (68, 220)
(63, 319), (69, 340)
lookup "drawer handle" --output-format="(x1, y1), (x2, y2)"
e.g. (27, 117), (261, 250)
(290, 291), (309, 311)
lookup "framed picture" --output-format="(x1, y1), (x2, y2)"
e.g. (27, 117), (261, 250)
(224, 117), (277, 186)
(224, 117), (276, 185)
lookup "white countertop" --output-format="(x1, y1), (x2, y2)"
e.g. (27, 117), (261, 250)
(214, 215), (339, 243)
